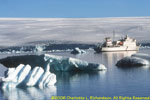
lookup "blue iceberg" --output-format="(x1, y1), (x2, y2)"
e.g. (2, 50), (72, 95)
(0, 54), (107, 72)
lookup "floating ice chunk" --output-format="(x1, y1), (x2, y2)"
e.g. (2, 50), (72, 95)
(4, 68), (15, 77)
(1, 64), (31, 88)
(44, 54), (106, 71)
(0, 64), (56, 89)
(5, 64), (25, 82)
(0, 54), (106, 72)
(38, 63), (56, 87)
(34, 44), (45, 52)
(71, 47), (86, 54)
(26, 67), (44, 86)
(94, 64), (107, 71)
(116, 57), (149, 67)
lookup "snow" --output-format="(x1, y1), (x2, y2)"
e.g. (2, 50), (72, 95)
(116, 53), (150, 67)
(71, 47), (86, 54)
(0, 64), (56, 89)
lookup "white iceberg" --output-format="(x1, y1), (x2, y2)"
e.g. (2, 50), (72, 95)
(34, 44), (45, 53)
(0, 64), (56, 89)
(0, 54), (107, 72)
(116, 53), (150, 67)
(71, 47), (86, 54)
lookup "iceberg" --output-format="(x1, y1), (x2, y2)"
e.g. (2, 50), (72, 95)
(131, 53), (150, 61)
(34, 44), (45, 52)
(25, 67), (44, 86)
(0, 64), (56, 89)
(0, 54), (106, 72)
(71, 47), (86, 54)
(116, 53), (150, 67)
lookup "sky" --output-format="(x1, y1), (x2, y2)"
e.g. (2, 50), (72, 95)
(0, 0), (150, 18)
(0, 17), (149, 46)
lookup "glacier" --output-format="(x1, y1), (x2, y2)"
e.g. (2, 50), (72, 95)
(0, 54), (107, 72)
(0, 64), (56, 89)
(116, 53), (150, 67)
(71, 47), (86, 54)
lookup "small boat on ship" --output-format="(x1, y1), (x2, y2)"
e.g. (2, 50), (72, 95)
(94, 35), (140, 52)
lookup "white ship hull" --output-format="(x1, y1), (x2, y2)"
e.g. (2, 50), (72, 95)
(100, 46), (140, 52)
(95, 35), (140, 52)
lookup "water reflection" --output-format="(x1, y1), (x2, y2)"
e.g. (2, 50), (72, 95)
(55, 71), (106, 96)
(101, 51), (137, 67)
(0, 86), (56, 100)
(0, 70), (107, 100)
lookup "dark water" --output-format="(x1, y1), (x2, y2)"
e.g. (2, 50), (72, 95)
(0, 48), (150, 100)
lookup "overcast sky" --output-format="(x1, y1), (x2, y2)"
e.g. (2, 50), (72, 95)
(0, 0), (150, 18)
(0, 17), (149, 46)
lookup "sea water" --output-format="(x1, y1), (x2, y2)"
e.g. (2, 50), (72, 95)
(0, 48), (150, 100)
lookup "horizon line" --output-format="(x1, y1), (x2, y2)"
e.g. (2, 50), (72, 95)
(0, 16), (150, 19)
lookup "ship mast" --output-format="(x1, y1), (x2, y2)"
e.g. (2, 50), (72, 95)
(112, 30), (115, 42)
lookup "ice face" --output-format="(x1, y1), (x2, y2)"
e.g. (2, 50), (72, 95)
(0, 64), (56, 89)
(131, 53), (150, 61)
(25, 67), (44, 86)
(44, 54), (106, 71)
(0, 54), (107, 72)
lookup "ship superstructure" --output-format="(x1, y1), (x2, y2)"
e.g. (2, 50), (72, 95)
(95, 35), (140, 52)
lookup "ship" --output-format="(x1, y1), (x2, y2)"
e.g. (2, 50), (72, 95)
(94, 35), (140, 52)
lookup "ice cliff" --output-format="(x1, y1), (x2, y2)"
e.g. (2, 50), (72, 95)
(0, 54), (107, 72)
(116, 53), (150, 67)
(0, 64), (56, 89)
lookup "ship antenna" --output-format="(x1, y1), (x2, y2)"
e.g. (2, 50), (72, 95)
(113, 30), (115, 41)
